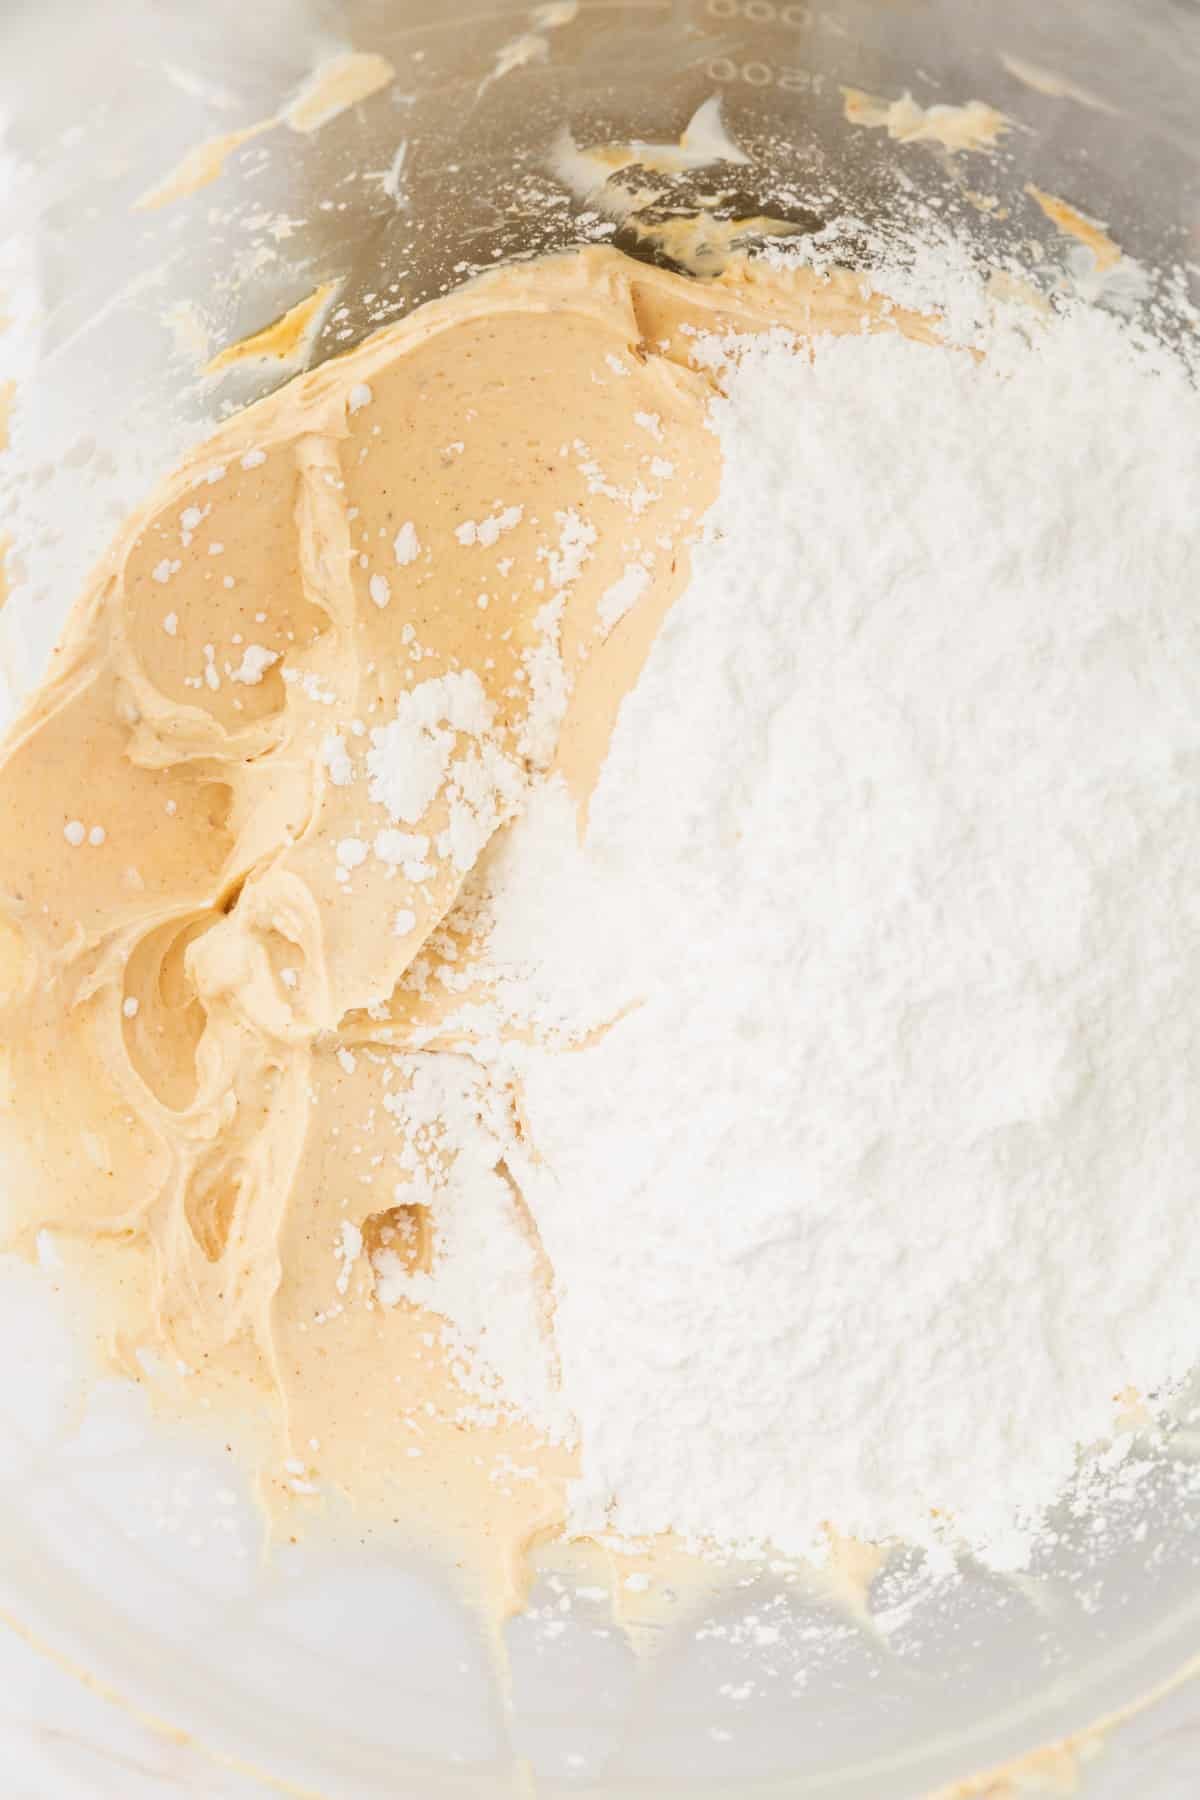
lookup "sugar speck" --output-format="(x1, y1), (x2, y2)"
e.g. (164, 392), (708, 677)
(393, 521), (421, 566)
(336, 838), (369, 870)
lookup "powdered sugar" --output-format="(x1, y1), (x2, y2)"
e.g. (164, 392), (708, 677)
(392, 520), (420, 565)
(320, 732), (355, 788)
(365, 670), (526, 873)
(228, 644), (278, 685)
(597, 562), (650, 633)
(518, 509), (600, 767)
(335, 837), (368, 870)
(542, 508), (595, 591)
(366, 671), (493, 825)
(455, 503), (523, 548)
(372, 1055), (568, 1435)
(449, 301), (1200, 1572)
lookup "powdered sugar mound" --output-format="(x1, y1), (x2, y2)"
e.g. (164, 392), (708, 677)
(465, 776), (637, 1040)
(484, 303), (1200, 1571)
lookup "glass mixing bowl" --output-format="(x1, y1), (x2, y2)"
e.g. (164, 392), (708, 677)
(1, 1), (1199, 1794)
